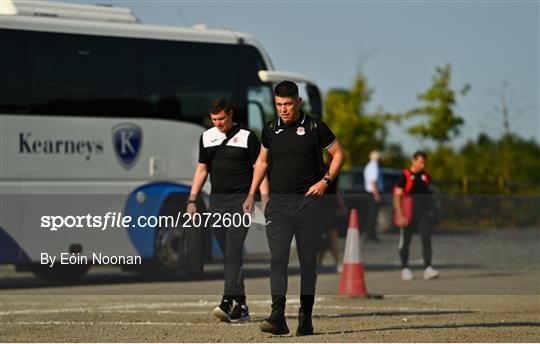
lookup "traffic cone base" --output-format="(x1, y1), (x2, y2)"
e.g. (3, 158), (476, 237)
(338, 262), (368, 297)
(338, 209), (369, 297)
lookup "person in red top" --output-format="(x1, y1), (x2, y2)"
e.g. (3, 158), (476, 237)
(393, 151), (439, 281)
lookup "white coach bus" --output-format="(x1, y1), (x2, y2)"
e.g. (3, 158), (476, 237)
(0, 0), (323, 280)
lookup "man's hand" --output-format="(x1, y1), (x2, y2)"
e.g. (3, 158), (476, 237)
(243, 194), (255, 214)
(396, 213), (409, 227)
(186, 202), (197, 217)
(305, 180), (329, 196)
(370, 181), (381, 203)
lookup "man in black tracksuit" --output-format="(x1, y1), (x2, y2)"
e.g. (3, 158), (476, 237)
(187, 98), (269, 322)
(243, 81), (345, 336)
(393, 151), (439, 281)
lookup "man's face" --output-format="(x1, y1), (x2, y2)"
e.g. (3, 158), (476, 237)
(275, 96), (301, 124)
(411, 156), (426, 172)
(210, 110), (233, 133)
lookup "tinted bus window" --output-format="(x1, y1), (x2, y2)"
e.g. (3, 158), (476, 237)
(1, 29), (268, 127)
(28, 31), (140, 117)
(0, 30), (29, 114)
(140, 41), (267, 127)
(139, 39), (236, 125)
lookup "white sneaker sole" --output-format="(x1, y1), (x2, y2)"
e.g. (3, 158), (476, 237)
(212, 307), (231, 322)
(424, 273), (440, 280)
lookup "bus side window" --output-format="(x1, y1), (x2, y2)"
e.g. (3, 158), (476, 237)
(0, 30), (29, 114)
(247, 101), (264, 136)
(247, 85), (275, 137)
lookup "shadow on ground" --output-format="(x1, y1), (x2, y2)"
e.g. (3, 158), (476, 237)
(318, 321), (540, 336)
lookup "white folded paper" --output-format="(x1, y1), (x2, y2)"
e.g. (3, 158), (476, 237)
(250, 202), (266, 225)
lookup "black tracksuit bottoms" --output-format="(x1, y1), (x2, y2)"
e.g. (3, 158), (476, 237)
(398, 200), (432, 269)
(265, 196), (322, 312)
(210, 199), (249, 304)
(365, 195), (380, 240)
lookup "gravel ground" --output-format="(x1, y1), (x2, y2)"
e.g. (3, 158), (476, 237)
(1, 293), (539, 342)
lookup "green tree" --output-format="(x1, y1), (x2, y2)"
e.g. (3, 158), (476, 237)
(324, 73), (396, 169)
(406, 64), (470, 145)
(381, 143), (408, 169)
(425, 145), (465, 193)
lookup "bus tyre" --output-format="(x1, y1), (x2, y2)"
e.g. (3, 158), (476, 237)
(31, 264), (90, 282)
(150, 227), (190, 280)
(148, 195), (207, 280)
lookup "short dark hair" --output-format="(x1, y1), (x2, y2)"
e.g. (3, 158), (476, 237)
(274, 80), (299, 99)
(209, 98), (233, 115)
(412, 150), (428, 160)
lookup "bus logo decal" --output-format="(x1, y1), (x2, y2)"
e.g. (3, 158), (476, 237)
(113, 123), (142, 169)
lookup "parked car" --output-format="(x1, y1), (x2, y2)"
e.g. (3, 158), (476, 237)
(338, 166), (440, 234)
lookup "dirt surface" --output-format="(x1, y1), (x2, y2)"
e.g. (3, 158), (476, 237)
(1, 229), (539, 342)
(1, 293), (539, 342)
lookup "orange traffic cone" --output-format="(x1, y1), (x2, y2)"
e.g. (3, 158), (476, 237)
(338, 209), (368, 297)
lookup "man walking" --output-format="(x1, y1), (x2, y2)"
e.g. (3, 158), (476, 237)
(187, 98), (268, 322)
(363, 150), (383, 242)
(243, 81), (345, 336)
(393, 151), (439, 281)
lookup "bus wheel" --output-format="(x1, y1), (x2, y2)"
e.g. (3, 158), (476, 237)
(147, 194), (207, 280)
(31, 264), (90, 282)
(149, 227), (189, 280)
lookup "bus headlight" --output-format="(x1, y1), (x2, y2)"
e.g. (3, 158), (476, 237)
(136, 191), (146, 204)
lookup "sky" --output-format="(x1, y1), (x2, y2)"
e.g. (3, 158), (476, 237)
(67, 0), (539, 153)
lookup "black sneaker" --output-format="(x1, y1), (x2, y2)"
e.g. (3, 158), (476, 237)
(230, 303), (250, 322)
(296, 308), (314, 336)
(212, 299), (232, 322)
(259, 310), (290, 335)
